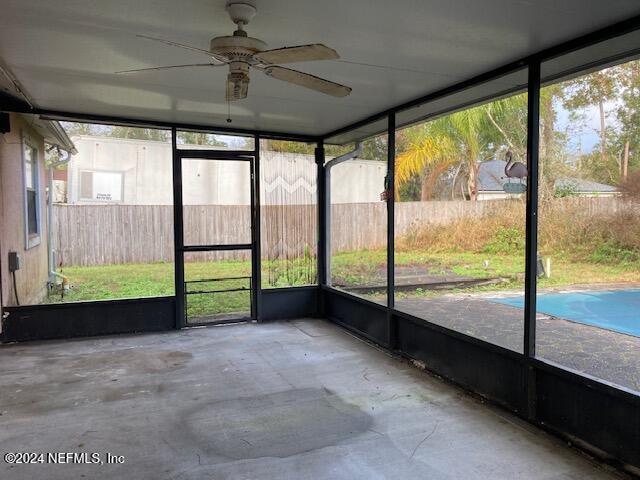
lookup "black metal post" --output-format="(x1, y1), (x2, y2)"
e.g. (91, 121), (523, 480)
(171, 127), (185, 329)
(315, 142), (326, 315)
(252, 134), (262, 321)
(386, 113), (397, 349)
(524, 60), (541, 419)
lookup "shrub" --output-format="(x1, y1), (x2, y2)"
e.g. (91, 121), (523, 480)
(589, 240), (639, 265)
(483, 227), (525, 254)
(554, 181), (578, 198)
(397, 197), (640, 268)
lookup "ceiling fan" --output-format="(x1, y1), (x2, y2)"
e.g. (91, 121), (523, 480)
(116, 2), (352, 102)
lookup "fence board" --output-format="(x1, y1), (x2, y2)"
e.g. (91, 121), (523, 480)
(53, 197), (625, 267)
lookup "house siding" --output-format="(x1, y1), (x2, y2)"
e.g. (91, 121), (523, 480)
(0, 113), (50, 310)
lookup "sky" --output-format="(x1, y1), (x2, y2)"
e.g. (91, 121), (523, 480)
(555, 104), (599, 154)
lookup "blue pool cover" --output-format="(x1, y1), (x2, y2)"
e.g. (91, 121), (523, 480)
(490, 289), (640, 337)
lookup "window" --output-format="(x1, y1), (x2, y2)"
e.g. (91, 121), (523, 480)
(536, 50), (640, 392)
(176, 129), (254, 150)
(325, 123), (389, 306)
(35, 122), (175, 306)
(23, 138), (40, 248)
(394, 69), (528, 352)
(79, 170), (124, 202)
(259, 139), (318, 287)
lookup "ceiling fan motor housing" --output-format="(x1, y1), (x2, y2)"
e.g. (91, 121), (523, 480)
(209, 34), (267, 63)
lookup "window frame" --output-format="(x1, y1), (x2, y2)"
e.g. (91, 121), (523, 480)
(78, 169), (125, 203)
(21, 132), (41, 250)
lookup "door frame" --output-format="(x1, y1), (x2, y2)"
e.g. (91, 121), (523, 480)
(171, 136), (261, 328)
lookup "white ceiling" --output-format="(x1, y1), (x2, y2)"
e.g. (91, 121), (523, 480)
(1, 0), (639, 137)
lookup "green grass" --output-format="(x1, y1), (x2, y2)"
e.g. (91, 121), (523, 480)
(46, 249), (640, 314)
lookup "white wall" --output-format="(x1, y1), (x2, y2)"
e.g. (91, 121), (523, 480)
(67, 136), (386, 205)
(330, 159), (387, 204)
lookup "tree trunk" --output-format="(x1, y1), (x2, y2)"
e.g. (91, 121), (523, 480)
(598, 99), (606, 163)
(450, 163), (462, 199)
(420, 165), (446, 200)
(540, 92), (555, 191)
(468, 161), (479, 201)
(420, 173), (431, 201)
(623, 140), (630, 181)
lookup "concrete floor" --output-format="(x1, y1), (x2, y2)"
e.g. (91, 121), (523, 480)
(0, 319), (626, 479)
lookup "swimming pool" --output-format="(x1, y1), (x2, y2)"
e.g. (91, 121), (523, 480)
(490, 289), (640, 337)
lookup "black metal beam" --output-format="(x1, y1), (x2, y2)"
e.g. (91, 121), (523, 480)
(32, 108), (319, 143)
(186, 276), (251, 283)
(322, 14), (640, 142)
(315, 142), (327, 316)
(171, 127), (185, 329)
(185, 287), (250, 295)
(316, 142), (327, 286)
(176, 149), (254, 159)
(524, 61), (541, 420)
(524, 61), (540, 359)
(182, 244), (252, 252)
(0, 91), (31, 112)
(386, 113), (397, 349)
(252, 135), (262, 321)
(1, 297), (175, 342)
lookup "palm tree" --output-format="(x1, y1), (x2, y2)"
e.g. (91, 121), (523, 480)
(395, 124), (458, 200)
(394, 90), (567, 201)
(396, 105), (487, 201)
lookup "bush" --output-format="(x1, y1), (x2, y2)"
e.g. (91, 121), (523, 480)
(554, 182), (578, 198)
(589, 240), (639, 265)
(483, 227), (525, 254)
(397, 197), (640, 268)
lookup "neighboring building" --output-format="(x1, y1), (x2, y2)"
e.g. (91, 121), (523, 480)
(476, 159), (618, 200)
(0, 112), (75, 307)
(553, 177), (618, 197)
(60, 136), (386, 206)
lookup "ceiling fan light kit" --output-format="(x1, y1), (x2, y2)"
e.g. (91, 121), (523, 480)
(118, 1), (352, 102)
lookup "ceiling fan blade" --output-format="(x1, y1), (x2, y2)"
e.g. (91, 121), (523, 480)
(136, 34), (228, 64)
(115, 63), (222, 74)
(254, 44), (339, 65)
(261, 66), (351, 97)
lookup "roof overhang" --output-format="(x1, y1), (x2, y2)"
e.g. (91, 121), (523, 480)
(19, 113), (77, 154)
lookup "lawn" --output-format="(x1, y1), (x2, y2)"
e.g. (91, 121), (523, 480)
(45, 249), (640, 317)
(47, 260), (253, 321)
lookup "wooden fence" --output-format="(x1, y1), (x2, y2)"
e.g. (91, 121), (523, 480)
(53, 197), (626, 267)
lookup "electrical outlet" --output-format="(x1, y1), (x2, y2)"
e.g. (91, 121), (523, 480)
(8, 251), (21, 272)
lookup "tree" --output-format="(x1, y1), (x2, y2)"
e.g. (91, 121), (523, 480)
(262, 139), (315, 154)
(110, 126), (169, 141)
(176, 131), (227, 147)
(395, 123), (458, 200)
(61, 122), (109, 137)
(562, 68), (619, 165)
(614, 61), (640, 181)
(62, 122), (172, 142)
(395, 104), (490, 201)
